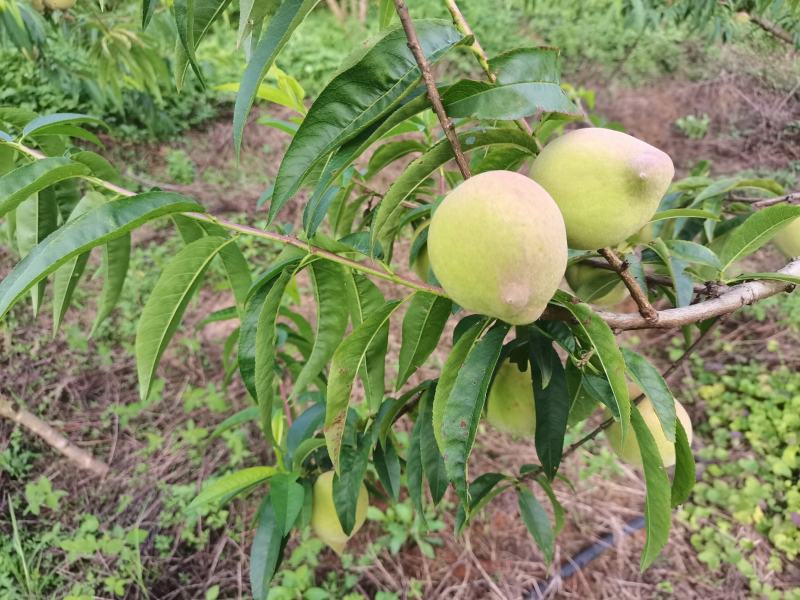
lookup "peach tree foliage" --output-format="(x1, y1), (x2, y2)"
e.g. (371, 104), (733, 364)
(0, 1), (799, 596)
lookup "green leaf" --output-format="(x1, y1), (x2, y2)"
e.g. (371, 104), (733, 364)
(378, 0), (394, 29)
(332, 434), (370, 535)
(419, 386), (448, 505)
(665, 239), (721, 270)
(551, 291), (630, 446)
(233, 0), (321, 158)
(290, 261), (349, 399)
(371, 128), (538, 251)
(21, 113), (107, 139)
(719, 205), (800, 274)
(188, 466), (278, 512)
(530, 333), (569, 480)
(91, 234), (131, 334)
(269, 473), (304, 535)
(344, 270), (384, 326)
(622, 348), (676, 443)
(650, 208), (720, 222)
(173, 0), (232, 88)
(52, 192), (107, 333)
(517, 486), (554, 564)
(0, 192), (201, 321)
(443, 80), (576, 120)
(396, 292), (451, 390)
(15, 190), (58, 315)
(136, 236), (232, 400)
(406, 409), (426, 521)
(291, 437), (326, 471)
(650, 238), (693, 307)
(210, 406), (260, 440)
(671, 419), (695, 507)
(254, 269), (293, 441)
(455, 472), (510, 534)
(441, 323), (510, 504)
(535, 476), (565, 534)
(373, 437), (401, 502)
(270, 20), (465, 221)
(0, 158), (89, 217)
(142, 0), (158, 28)
(324, 301), (400, 472)
(631, 404), (671, 571)
(432, 318), (488, 450)
(365, 140), (427, 179)
(217, 240), (252, 315)
(250, 496), (285, 600)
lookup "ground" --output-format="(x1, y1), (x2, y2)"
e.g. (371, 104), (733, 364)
(2, 30), (800, 600)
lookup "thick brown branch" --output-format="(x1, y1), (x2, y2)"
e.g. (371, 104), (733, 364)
(393, 0), (471, 179)
(0, 395), (110, 477)
(598, 247), (659, 324)
(595, 258), (800, 330)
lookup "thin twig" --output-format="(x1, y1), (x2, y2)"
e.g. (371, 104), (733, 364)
(0, 395), (110, 477)
(579, 258), (710, 294)
(393, 0), (471, 179)
(598, 247), (659, 324)
(442, 0), (537, 142)
(727, 191), (800, 208)
(750, 14), (797, 47)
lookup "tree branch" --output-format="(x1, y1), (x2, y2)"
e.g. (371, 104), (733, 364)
(393, 0), (471, 179)
(579, 258), (710, 294)
(6, 141), (798, 332)
(598, 247), (659, 324)
(0, 395), (109, 477)
(749, 14), (796, 47)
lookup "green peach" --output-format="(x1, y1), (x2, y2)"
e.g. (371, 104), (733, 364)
(606, 395), (693, 468)
(486, 358), (535, 438)
(311, 471), (368, 555)
(427, 170), (568, 325)
(565, 262), (628, 306)
(530, 128), (674, 250)
(774, 217), (800, 257)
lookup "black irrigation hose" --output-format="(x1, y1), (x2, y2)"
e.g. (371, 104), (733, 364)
(524, 515), (646, 600)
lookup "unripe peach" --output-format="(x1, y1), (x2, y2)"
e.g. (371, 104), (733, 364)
(311, 471), (368, 555)
(486, 359), (535, 438)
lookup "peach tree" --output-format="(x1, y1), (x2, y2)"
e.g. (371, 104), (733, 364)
(1, 0), (799, 596)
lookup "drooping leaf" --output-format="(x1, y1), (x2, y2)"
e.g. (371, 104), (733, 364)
(517, 486), (554, 564)
(270, 20), (465, 221)
(671, 419), (695, 507)
(0, 192), (202, 321)
(719, 205), (800, 275)
(142, 0), (158, 28)
(254, 269), (293, 440)
(269, 473), (305, 535)
(371, 128), (539, 252)
(136, 236), (232, 400)
(373, 437), (401, 502)
(406, 409), (426, 521)
(0, 158), (89, 217)
(210, 406), (260, 440)
(233, 0), (322, 157)
(52, 192), (107, 333)
(344, 270), (384, 326)
(366, 140), (427, 179)
(622, 348), (676, 443)
(286, 401), (325, 464)
(418, 386), (448, 505)
(455, 472), (510, 534)
(91, 234), (131, 334)
(530, 333), (570, 480)
(217, 240), (252, 314)
(188, 466), (278, 512)
(432, 317), (488, 450)
(551, 291), (630, 445)
(250, 496), (285, 600)
(650, 238), (693, 308)
(396, 292), (451, 389)
(631, 404), (672, 571)
(15, 189), (58, 315)
(324, 300), (401, 472)
(173, 0), (233, 88)
(332, 434), (370, 535)
(441, 323), (510, 504)
(290, 261), (349, 399)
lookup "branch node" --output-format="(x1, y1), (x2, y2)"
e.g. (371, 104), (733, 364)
(598, 247), (659, 324)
